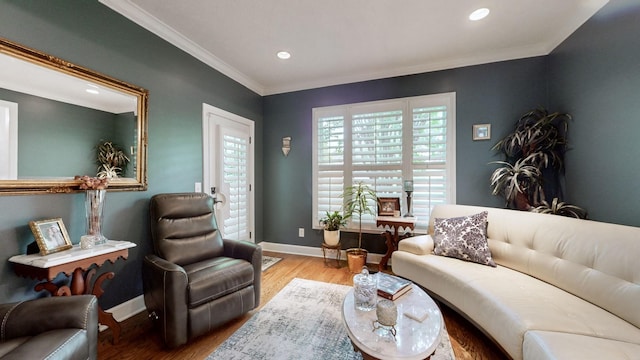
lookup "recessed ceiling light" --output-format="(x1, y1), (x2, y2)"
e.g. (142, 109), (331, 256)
(277, 51), (291, 60)
(469, 8), (490, 21)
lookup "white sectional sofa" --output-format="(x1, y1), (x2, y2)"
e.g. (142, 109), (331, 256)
(391, 204), (640, 360)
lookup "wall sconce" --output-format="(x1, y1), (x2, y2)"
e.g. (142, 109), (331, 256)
(282, 136), (291, 157)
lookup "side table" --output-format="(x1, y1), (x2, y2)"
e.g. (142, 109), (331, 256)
(321, 242), (342, 268)
(9, 240), (136, 344)
(376, 216), (417, 271)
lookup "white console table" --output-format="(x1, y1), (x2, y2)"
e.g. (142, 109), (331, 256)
(9, 240), (136, 344)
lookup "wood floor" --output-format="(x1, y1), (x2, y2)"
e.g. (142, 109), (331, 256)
(98, 252), (509, 360)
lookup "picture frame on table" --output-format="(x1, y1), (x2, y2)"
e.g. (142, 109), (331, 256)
(377, 197), (401, 216)
(473, 123), (491, 140)
(29, 218), (73, 255)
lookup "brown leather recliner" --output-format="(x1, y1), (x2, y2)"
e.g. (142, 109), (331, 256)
(0, 295), (98, 359)
(142, 192), (261, 348)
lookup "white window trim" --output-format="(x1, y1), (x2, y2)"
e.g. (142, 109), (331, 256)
(312, 92), (456, 232)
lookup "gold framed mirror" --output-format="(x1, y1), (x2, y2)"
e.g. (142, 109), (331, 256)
(0, 37), (148, 195)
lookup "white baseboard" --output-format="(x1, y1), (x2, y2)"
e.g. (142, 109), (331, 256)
(258, 241), (383, 265)
(100, 243), (384, 331)
(99, 294), (146, 332)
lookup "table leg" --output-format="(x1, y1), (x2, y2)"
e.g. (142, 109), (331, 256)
(92, 271), (121, 344)
(34, 281), (71, 296)
(379, 231), (394, 271)
(322, 246), (329, 266)
(70, 267), (87, 294)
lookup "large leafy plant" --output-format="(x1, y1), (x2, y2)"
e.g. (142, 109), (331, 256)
(341, 182), (377, 249)
(490, 108), (586, 218)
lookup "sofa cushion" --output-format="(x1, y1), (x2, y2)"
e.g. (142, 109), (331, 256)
(397, 235), (433, 255)
(0, 329), (89, 360)
(184, 257), (254, 308)
(523, 330), (640, 360)
(433, 211), (496, 267)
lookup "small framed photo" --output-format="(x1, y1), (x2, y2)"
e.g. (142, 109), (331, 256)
(29, 218), (73, 255)
(473, 124), (491, 141)
(377, 197), (401, 216)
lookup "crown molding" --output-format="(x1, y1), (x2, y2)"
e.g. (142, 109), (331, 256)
(99, 0), (265, 96)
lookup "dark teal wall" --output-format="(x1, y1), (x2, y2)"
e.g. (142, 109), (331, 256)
(0, 0), (263, 306)
(263, 58), (549, 251)
(548, 0), (640, 226)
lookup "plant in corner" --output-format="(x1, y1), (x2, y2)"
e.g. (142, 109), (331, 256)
(489, 108), (587, 218)
(319, 211), (349, 246)
(342, 181), (377, 273)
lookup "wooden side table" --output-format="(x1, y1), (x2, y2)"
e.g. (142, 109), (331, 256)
(9, 240), (136, 344)
(376, 216), (417, 271)
(321, 242), (342, 268)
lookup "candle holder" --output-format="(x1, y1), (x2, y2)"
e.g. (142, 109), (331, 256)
(403, 180), (414, 217)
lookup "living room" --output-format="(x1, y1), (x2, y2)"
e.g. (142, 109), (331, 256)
(1, 0), (639, 359)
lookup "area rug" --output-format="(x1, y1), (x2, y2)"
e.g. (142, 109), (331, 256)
(261, 255), (282, 271)
(207, 278), (454, 360)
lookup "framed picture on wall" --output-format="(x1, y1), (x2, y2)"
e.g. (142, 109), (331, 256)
(377, 197), (401, 216)
(473, 124), (491, 140)
(29, 218), (73, 255)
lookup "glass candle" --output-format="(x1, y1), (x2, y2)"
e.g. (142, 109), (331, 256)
(403, 180), (414, 192)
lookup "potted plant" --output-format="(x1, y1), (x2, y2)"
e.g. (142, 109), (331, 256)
(96, 140), (130, 179)
(342, 181), (377, 273)
(490, 108), (586, 218)
(531, 198), (587, 218)
(320, 211), (348, 246)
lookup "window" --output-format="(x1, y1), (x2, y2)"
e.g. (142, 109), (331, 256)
(312, 93), (456, 231)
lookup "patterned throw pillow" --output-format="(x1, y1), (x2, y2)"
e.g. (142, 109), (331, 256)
(433, 211), (496, 267)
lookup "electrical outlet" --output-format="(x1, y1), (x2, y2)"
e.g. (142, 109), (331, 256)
(195, 182), (202, 192)
(298, 228), (304, 237)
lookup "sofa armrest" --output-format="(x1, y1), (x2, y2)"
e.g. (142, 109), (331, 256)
(0, 295), (98, 340)
(142, 254), (189, 348)
(398, 235), (434, 255)
(223, 239), (262, 307)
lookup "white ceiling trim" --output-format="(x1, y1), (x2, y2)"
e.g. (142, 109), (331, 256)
(100, 0), (609, 97)
(264, 42), (552, 96)
(99, 0), (266, 95)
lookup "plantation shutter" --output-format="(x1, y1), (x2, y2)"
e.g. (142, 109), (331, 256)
(411, 103), (449, 227)
(222, 133), (249, 240)
(351, 102), (404, 229)
(315, 109), (345, 223)
(312, 93), (456, 232)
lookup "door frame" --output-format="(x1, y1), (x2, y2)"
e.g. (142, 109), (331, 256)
(0, 100), (18, 180)
(202, 103), (255, 242)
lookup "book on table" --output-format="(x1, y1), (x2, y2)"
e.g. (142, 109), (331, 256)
(377, 272), (412, 300)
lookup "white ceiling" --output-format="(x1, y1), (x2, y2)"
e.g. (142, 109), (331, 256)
(100, 0), (609, 96)
(0, 53), (137, 114)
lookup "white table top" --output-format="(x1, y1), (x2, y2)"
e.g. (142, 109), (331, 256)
(9, 240), (136, 268)
(376, 216), (417, 224)
(342, 283), (443, 360)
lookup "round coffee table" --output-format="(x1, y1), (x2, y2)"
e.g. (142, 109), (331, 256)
(342, 283), (443, 360)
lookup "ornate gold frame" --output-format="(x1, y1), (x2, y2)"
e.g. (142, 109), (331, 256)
(0, 37), (148, 195)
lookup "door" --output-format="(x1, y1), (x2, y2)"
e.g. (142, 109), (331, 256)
(203, 104), (255, 242)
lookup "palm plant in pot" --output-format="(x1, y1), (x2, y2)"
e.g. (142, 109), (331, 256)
(320, 211), (349, 246)
(490, 108), (586, 218)
(342, 181), (377, 273)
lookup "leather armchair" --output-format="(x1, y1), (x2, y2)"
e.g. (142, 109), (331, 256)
(0, 295), (98, 360)
(143, 192), (261, 348)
